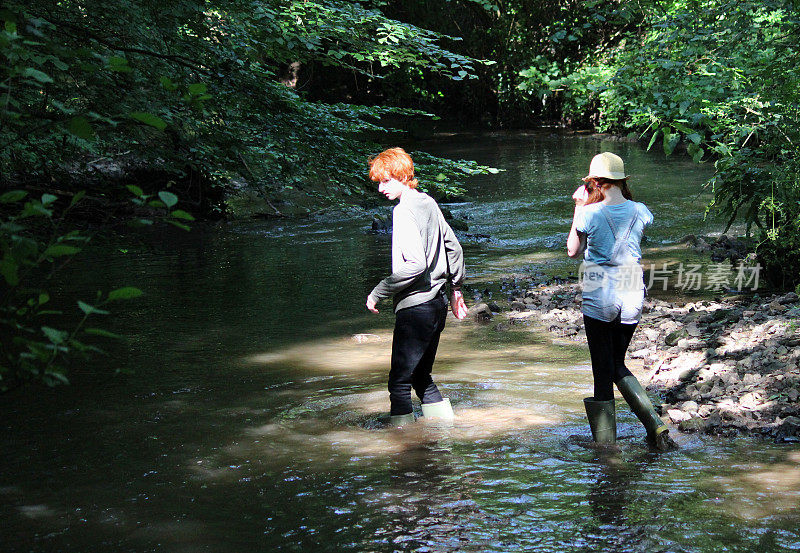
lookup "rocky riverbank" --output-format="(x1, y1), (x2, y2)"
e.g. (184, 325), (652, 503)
(470, 281), (800, 442)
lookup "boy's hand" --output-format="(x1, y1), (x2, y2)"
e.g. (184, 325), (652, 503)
(366, 296), (379, 314)
(451, 290), (468, 320)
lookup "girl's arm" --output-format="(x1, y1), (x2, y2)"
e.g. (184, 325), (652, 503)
(567, 203), (587, 259)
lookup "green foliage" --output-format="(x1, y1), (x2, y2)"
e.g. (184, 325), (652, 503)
(514, 0), (645, 125)
(1, 1), (490, 206)
(0, 190), (145, 390)
(413, 151), (498, 198)
(518, 0), (800, 288)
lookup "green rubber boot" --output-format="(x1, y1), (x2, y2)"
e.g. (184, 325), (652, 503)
(421, 398), (455, 421)
(389, 413), (416, 427)
(583, 397), (617, 444)
(616, 375), (676, 450)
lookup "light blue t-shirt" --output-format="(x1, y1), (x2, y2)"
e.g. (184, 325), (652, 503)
(574, 201), (653, 265)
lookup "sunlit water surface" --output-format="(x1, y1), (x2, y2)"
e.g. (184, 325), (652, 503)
(2, 134), (798, 552)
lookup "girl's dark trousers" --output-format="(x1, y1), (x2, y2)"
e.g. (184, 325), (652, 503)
(583, 314), (637, 401)
(389, 292), (447, 415)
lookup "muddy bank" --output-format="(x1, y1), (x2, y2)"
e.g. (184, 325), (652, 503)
(471, 280), (800, 442)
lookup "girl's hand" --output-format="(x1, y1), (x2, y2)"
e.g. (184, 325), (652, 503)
(572, 185), (588, 207)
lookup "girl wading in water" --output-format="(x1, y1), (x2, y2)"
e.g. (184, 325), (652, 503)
(567, 152), (677, 450)
(366, 148), (468, 426)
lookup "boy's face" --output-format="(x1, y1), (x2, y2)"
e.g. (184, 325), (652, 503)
(378, 177), (406, 201)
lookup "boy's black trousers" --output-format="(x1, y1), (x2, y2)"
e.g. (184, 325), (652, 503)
(389, 292), (447, 415)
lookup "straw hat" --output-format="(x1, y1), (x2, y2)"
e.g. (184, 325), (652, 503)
(584, 152), (628, 180)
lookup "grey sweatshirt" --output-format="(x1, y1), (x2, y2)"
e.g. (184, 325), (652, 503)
(369, 189), (465, 312)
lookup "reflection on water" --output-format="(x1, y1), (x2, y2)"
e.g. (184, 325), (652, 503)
(1, 134), (798, 552)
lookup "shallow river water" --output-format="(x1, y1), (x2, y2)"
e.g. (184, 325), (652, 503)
(2, 134), (799, 552)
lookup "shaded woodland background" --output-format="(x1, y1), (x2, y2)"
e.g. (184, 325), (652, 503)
(2, 0), (799, 387)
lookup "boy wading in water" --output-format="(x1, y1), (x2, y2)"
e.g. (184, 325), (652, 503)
(366, 148), (468, 426)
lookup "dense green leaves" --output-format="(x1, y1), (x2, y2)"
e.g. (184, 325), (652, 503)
(516, 0), (800, 287)
(1, 0), (492, 209)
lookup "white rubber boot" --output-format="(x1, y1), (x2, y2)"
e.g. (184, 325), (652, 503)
(421, 398), (455, 421)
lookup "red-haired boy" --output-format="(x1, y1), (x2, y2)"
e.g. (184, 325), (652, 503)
(366, 147), (468, 426)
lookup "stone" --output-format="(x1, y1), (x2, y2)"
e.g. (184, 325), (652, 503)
(698, 404), (715, 417)
(713, 362), (735, 375)
(668, 409), (691, 423)
(743, 373), (760, 386)
(667, 409), (692, 424)
(563, 325), (579, 336)
(510, 301), (526, 311)
(688, 385), (704, 399)
(679, 417), (706, 432)
(775, 416), (800, 441)
(720, 371), (740, 385)
(672, 351), (705, 369)
(769, 301), (788, 314)
(488, 302), (502, 313)
(780, 291), (799, 304)
(710, 308), (735, 322)
(683, 311), (704, 323)
(677, 367), (697, 382)
(739, 391), (763, 410)
(706, 411), (723, 427)
(371, 215), (388, 232)
(697, 367), (714, 381)
(718, 403), (738, 421)
(468, 303), (493, 322)
(783, 336), (800, 348)
(351, 333), (382, 343)
(450, 218), (469, 231)
(682, 400), (699, 413)
(686, 322), (702, 337)
(643, 328), (660, 342)
(665, 329), (689, 346)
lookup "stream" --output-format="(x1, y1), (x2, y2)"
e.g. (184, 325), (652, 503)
(2, 133), (798, 552)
